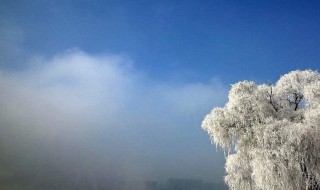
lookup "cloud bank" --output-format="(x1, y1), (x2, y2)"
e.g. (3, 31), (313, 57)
(0, 50), (227, 189)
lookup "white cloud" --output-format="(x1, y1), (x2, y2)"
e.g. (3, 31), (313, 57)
(0, 50), (228, 188)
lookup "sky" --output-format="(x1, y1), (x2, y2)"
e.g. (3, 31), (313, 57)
(0, 0), (320, 189)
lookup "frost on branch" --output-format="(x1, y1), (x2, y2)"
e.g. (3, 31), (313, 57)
(201, 70), (320, 190)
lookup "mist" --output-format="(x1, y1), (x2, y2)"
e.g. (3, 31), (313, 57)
(0, 50), (227, 189)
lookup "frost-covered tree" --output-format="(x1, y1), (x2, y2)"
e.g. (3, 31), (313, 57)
(202, 70), (320, 190)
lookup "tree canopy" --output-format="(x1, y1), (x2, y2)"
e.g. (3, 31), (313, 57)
(202, 70), (320, 190)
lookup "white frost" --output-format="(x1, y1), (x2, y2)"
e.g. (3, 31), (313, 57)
(202, 70), (320, 190)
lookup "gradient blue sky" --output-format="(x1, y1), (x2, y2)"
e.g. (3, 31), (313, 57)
(0, 0), (320, 189)
(3, 0), (320, 82)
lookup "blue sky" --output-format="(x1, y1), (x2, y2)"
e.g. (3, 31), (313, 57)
(1, 0), (320, 189)
(3, 0), (320, 82)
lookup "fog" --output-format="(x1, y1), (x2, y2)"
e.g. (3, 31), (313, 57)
(0, 50), (227, 189)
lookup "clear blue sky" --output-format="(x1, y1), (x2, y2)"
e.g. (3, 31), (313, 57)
(0, 0), (320, 189)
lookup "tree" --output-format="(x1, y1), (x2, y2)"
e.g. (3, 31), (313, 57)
(202, 70), (320, 190)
